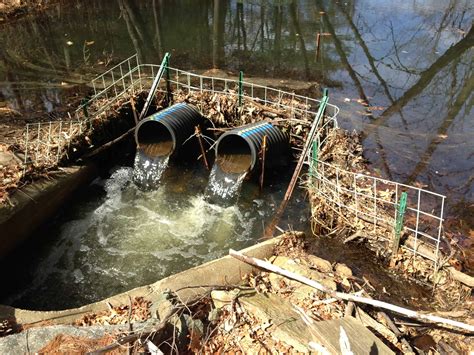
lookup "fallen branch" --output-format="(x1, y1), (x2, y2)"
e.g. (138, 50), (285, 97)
(82, 127), (135, 159)
(229, 249), (474, 333)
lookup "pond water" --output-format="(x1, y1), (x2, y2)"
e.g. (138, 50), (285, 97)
(0, 0), (473, 307)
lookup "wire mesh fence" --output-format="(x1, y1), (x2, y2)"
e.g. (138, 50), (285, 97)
(21, 54), (142, 172)
(306, 116), (446, 269)
(20, 54), (338, 171)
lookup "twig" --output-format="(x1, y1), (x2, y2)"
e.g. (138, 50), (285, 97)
(343, 231), (365, 244)
(378, 311), (414, 352)
(229, 249), (474, 333)
(344, 302), (355, 317)
(130, 97), (139, 125)
(82, 127), (135, 158)
(127, 296), (133, 355)
(87, 307), (180, 354)
(25, 329), (30, 355)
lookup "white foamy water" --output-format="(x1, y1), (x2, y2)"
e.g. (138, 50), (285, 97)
(5, 166), (262, 308)
(132, 151), (170, 190)
(205, 164), (247, 204)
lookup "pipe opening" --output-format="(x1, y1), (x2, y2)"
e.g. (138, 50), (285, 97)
(136, 120), (173, 158)
(216, 135), (252, 174)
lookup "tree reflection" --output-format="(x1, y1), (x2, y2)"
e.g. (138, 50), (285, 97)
(407, 68), (473, 182)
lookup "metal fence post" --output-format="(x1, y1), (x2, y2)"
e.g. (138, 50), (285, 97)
(392, 192), (408, 256)
(238, 71), (244, 107)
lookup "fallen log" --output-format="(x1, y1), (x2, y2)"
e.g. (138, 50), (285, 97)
(229, 249), (474, 333)
(82, 127), (135, 159)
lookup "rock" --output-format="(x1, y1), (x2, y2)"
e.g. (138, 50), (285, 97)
(269, 256), (337, 301)
(210, 289), (241, 309)
(320, 279), (338, 291)
(292, 285), (316, 299)
(238, 293), (313, 352)
(335, 263), (353, 278)
(151, 292), (174, 320)
(306, 255), (333, 273)
(0, 151), (15, 166)
(412, 334), (436, 352)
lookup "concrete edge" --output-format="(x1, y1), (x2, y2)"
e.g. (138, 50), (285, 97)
(0, 164), (98, 258)
(0, 235), (283, 325)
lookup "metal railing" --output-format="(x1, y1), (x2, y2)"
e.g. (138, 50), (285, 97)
(137, 64), (339, 121)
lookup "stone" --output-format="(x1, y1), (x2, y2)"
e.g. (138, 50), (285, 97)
(292, 285), (316, 299)
(306, 255), (333, 273)
(335, 263), (353, 278)
(157, 299), (175, 322)
(269, 256), (335, 292)
(149, 292), (171, 319)
(320, 279), (338, 291)
(0, 151), (15, 166)
(238, 293), (314, 352)
(210, 289), (241, 309)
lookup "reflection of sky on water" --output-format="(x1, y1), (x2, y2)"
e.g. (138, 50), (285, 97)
(0, 0), (472, 212)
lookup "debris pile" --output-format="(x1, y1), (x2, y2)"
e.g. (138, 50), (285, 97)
(74, 297), (151, 326)
(304, 128), (467, 283)
(0, 144), (22, 205)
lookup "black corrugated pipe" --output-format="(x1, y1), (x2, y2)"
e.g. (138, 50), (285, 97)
(135, 103), (203, 158)
(215, 122), (289, 174)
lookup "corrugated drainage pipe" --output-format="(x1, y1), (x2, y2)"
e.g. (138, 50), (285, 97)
(215, 122), (289, 174)
(135, 103), (203, 158)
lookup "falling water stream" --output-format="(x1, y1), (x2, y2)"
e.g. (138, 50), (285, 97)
(132, 151), (171, 190)
(205, 164), (248, 205)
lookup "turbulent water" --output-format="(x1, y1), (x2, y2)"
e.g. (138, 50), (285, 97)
(4, 164), (307, 309)
(132, 151), (170, 190)
(205, 164), (248, 205)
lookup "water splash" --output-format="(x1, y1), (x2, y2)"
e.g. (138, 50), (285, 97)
(132, 150), (170, 190)
(205, 164), (247, 205)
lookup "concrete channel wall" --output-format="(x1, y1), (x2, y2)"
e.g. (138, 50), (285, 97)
(0, 236), (280, 325)
(0, 164), (98, 259)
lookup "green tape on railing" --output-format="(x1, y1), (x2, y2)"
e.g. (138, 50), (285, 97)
(238, 71), (243, 107)
(392, 192), (408, 255)
(311, 139), (318, 177)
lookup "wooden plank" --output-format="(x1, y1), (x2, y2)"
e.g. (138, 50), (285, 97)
(240, 293), (312, 352)
(239, 293), (394, 354)
(308, 317), (395, 355)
